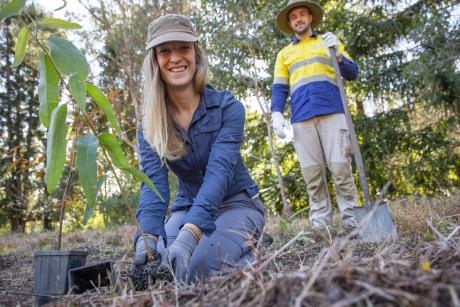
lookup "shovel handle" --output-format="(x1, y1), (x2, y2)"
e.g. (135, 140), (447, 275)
(329, 47), (371, 206)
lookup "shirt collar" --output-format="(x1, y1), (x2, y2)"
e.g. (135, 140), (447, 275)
(190, 86), (219, 126)
(292, 32), (318, 44)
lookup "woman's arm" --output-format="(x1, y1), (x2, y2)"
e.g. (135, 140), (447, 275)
(134, 127), (170, 244)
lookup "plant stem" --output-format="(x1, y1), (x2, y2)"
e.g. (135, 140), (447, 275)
(57, 115), (80, 250)
(29, 18), (152, 257)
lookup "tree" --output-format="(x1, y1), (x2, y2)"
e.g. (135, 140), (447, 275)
(0, 15), (45, 232)
(197, 0), (459, 215)
(1, 0), (162, 249)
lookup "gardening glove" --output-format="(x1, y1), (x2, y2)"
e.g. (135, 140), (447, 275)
(165, 229), (198, 283)
(321, 32), (341, 58)
(133, 235), (157, 266)
(272, 112), (288, 139)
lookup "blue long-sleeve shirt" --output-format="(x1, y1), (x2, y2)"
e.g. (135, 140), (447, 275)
(271, 34), (358, 122)
(135, 85), (259, 244)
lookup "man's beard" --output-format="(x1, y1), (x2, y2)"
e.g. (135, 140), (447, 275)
(294, 23), (311, 35)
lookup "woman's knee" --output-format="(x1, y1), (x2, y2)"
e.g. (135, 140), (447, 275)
(188, 232), (244, 282)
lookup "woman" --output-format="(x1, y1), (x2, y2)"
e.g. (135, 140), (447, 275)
(133, 14), (265, 283)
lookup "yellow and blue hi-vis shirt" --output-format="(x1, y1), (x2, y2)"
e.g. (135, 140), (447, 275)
(271, 34), (358, 123)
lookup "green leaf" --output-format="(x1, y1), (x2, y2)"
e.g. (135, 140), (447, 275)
(0, 0), (26, 21)
(76, 134), (98, 224)
(95, 175), (106, 202)
(45, 104), (68, 194)
(83, 175), (106, 224)
(86, 84), (121, 134)
(38, 53), (60, 128)
(124, 167), (164, 199)
(38, 18), (81, 29)
(47, 36), (89, 81)
(69, 75), (86, 112)
(13, 26), (29, 67)
(279, 218), (288, 232)
(99, 133), (163, 201)
(98, 133), (129, 168)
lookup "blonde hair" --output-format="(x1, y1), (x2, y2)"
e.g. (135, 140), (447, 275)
(141, 43), (209, 161)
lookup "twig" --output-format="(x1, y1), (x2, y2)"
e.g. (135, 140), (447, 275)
(254, 231), (306, 273)
(331, 291), (374, 307)
(449, 286), (460, 307)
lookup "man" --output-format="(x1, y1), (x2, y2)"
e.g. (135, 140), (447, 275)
(271, 0), (359, 232)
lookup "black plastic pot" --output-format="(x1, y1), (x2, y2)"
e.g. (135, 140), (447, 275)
(68, 261), (116, 294)
(33, 250), (88, 306)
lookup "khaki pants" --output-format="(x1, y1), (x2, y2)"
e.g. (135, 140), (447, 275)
(293, 113), (358, 229)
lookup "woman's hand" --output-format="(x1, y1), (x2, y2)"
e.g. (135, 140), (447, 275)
(165, 229), (199, 283)
(133, 235), (158, 265)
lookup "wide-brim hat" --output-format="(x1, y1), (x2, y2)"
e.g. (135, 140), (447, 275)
(276, 0), (323, 35)
(146, 14), (198, 50)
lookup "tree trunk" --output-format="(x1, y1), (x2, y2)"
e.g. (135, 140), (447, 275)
(356, 99), (365, 115)
(10, 217), (25, 233)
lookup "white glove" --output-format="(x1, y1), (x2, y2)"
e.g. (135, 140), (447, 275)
(272, 112), (288, 139)
(321, 32), (341, 58)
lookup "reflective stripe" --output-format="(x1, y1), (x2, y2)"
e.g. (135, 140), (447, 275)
(288, 57), (333, 75)
(290, 75), (337, 95)
(273, 77), (288, 85)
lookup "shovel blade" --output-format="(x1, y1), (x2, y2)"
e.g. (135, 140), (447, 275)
(354, 200), (398, 242)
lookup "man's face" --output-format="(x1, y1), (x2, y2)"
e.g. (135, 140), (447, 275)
(288, 6), (313, 35)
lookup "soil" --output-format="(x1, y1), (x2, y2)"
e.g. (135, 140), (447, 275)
(0, 255), (34, 306)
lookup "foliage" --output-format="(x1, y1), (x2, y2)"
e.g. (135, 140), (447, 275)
(0, 0), (458, 230)
(197, 0), (459, 214)
(0, 1), (159, 238)
(0, 10), (47, 231)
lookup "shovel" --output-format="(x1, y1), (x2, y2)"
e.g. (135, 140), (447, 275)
(329, 47), (398, 242)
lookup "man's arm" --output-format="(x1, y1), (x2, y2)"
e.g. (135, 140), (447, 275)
(271, 50), (290, 113)
(337, 41), (358, 81)
(271, 50), (290, 138)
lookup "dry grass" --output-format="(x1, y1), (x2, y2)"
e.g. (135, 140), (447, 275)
(0, 191), (459, 306)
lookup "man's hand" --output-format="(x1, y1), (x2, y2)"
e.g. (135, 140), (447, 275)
(133, 235), (158, 266)
(321, 32), (341, 58)
(165, 229), (198, 283)
(272, 112), (288, 139)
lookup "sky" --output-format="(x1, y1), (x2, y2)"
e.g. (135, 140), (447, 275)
(34, 0), (86, 19)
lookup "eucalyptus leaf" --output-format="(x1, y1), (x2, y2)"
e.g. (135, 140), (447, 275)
(99, 133), (163, 201)
(13, 26), (29, 67)
(47, 36), (89, 81)
(77, 134), (98, 224)
(38, 53), (60, 128)
(69, 75), (86, 112)
(45, 104), (68, 194)
(82, 175), (106, 224)
(39, 18), (81, 29)
(0, 0), (25, 21)
(98, 133), (129, 168)
(86, 84), (121, 134)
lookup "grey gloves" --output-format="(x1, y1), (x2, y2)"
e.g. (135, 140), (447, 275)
(133, 235), (157, 265)
(165, 229), (198, 283)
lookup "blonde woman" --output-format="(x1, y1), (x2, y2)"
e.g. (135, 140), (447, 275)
(133, 14), (265, 283)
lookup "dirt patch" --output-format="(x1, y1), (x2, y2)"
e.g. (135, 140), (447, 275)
(0, 194), (459, 306)
(0, 255), (34, 306)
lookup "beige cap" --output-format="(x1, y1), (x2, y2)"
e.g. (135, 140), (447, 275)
(276, 0), (323, 35)
(146, 14), (198, 50)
